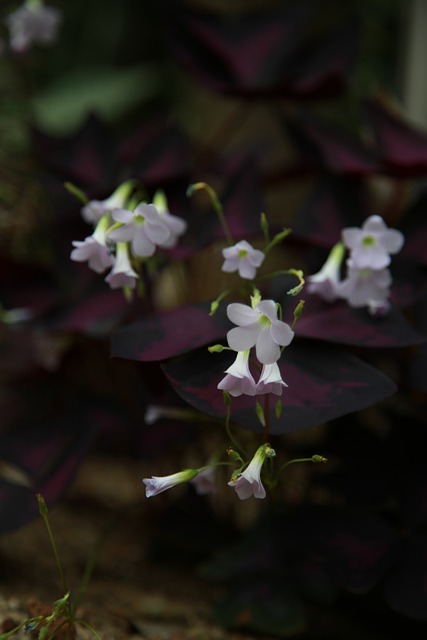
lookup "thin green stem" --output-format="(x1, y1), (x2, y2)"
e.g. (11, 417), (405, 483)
(187, 182), (233, 245)
(37, 496), (69, 607)
(263, 393), (270, 442)
(75, 620), (103, 640)
(278, 456), (326, 476)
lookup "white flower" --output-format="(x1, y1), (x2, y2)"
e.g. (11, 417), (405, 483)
(5, 1), (61, 53)
(256, 362), (288, 396)
(152, 190), (187, 248)
(221, 240), (265, 280)
(70, 215), (115, 273)
(338, 261), (392, 309)
(342, 215), (404, 270)
(307, 242), (345, 302)
(190, 467), (216, 495)
(81, 181), (135, 224)
(228, 443), (275, 500)
(105, 242), (139, 290)
(108, 204), (170, 258)
(226, 299), (294, 365)
(143, 468), (199, 498)
(217, 350), (257, 397)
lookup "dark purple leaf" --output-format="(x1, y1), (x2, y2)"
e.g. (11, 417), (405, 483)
(32, 114), (118, 191)
(111, 302), (228, 362)
(281, 18), (361, 100)
(161, 343), (397, 435)
(53, 288), (131, 337)
(0, 409), (98, 534)
(384, 535), (427, 620)
(291, 506), (400, 592)
(165, 1), (313, 98)
(363, 100), (427, 177)
(286, 113), (379, 175)
(118, 113), (192, 187)
(290, 177), (367, 248)
(295, 294), (425, 347)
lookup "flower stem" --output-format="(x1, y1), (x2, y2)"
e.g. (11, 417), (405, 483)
(187, 182), (233, 245)
(37, 495), (70, 608)
(263, 393), (270, 442)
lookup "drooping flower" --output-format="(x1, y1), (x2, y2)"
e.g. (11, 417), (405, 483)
(338, 261), (392, 309)
(80, 180), (136, 224)
(228, 443), (276, 500)
(71, 215), (115, 273)
(105, 242), (138, 290)
(342, 215), (404, 270)
(5, 1), (62, 53)
(217, 350), (257, 397)
(152, 190), (187, 248)
(307, 242), (345, 302)
(190, 467), (216, 495)
(221, 240), (265, 280)
(226, 299), (294, 365)
(256, 362), (288, 396)
(143, 468), (200, 497)
(108, 204), (171, 258)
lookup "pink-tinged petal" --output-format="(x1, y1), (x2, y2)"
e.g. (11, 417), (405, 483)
(131, 228), (155, 257)
(247, 249), (265, 267)
(231, 477), (255, 500)
(342, 227), (362, 249)
(227, 303), (258, 326)
(238, 262), (256, 279)
(270, 320), (294, 347)
(112, 208), (134, 224)
(350, 248), (390, 270)
(252, 479), (266, 499)
(135, 203), (159, 221)
(256, 299), (278, 321)
(380, 229), (405, 254)
(222, 257), (239, 272)
(227, 324), (260, 351)
(108, 225), (134, 242)
(363, 215), (387, 233)
(144, 218), (171, 245)
(256, 327), (281, 364)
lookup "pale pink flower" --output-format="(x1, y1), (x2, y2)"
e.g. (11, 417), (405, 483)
(190, 467), (216, 495)
(342, 215), (404, 270)
(108, 204), (170, 257)
(338, 261), (392, 309)
(228, 443), (276, 500)
(307, 242), (345, 302)
(105, 242), (138, 290)
(143, 468), (199, 497)
(5, 1), (61, 53)
(153, 190), (187, 248)
(81, 181), (135, 224)
(217, 350), (256, 397)
(226, 299), (294, 365)
(70, 215), (114, 273)
(256, 362), (288, 396)
(222, 240), (265, 280)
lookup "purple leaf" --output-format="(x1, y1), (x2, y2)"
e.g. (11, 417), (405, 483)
(363, 100), (427, 177)
(53, 289), (131, 337)
(286, 113), (379, 175)
(161, 343), (397, 435)
(291, 506), (400, 592)
(0, 409), (98, 534)
(296, 294), (425, 347)
(165, 1), (313, 97)
(111, 302), (228, 362)
(384, 535), (427, 620)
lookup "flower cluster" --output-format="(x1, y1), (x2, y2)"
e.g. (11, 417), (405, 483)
(3, 0), (62, 53)
(307, 215), (404, 315)
(70, 182), (187, 295)
(217, 294), (294, 397)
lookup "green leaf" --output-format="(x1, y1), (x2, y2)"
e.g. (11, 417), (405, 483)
(31, 64), (161, 134)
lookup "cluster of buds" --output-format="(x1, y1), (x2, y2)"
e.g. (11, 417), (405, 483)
(216, 290), (294, 398)
(3, 0), (62, 53)
(70, 182), (187, 297)
(307, 215), (404, 315)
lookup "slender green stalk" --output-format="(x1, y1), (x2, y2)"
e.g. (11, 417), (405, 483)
(187, 182), (233, 245)
(37, 496), (69, 605)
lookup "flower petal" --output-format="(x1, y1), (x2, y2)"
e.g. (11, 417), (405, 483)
(256, 327), (281, 364)
(227, 303), (258, 326)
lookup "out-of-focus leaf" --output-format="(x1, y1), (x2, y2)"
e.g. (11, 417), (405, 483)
(53, 289), (131, 337)
(295, 295), (425, 347)
(0, 408), (98, 534)
(31, 64), (160, 135)
(363, 100), (427, 177)
(290, 506), (400, 592)
(162, 343), (397, 435)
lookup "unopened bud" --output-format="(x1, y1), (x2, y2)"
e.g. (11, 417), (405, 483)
(312, 455), (327, 463)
